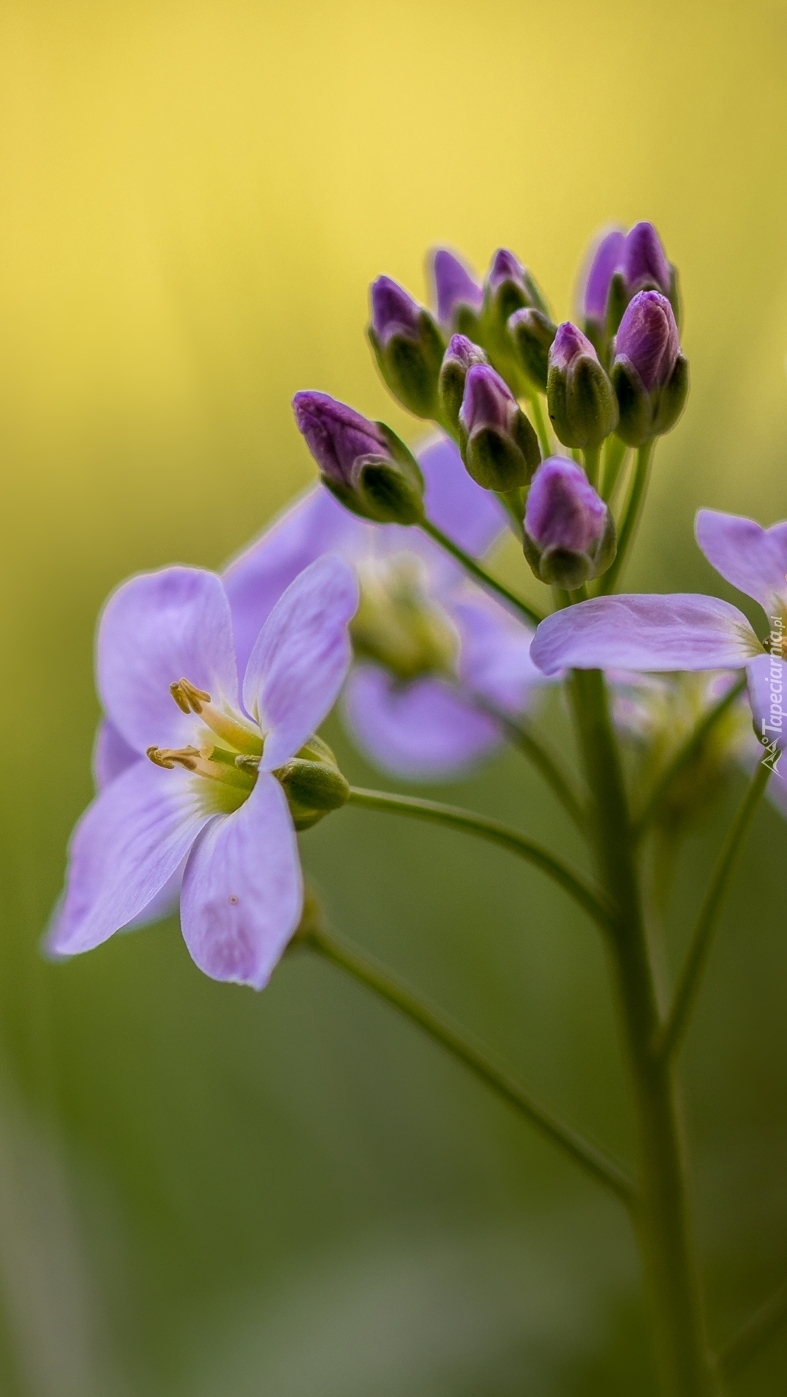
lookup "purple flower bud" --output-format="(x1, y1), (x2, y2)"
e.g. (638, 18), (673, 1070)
(549, 321), (596, 372)
(460, 363), (518, 437)
(431, 249), (483, 327)
(523, 457), (615, 588)
(581, 228), (625, 323)
(438, 336), (489, 430)
(580, 223), (677, 354)
(547, 323), (618, 448)
(293, 391), (390, 488)
(458, 364), (540, 491)
(444, 334), (487, 373)
(370, 275), (422, 347)
(487, 248), (527, 294)
(622, 222), (672, 299)
(614, 291), (679, 392)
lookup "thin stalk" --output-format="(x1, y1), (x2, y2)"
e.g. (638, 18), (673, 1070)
(567, 667), (716, 1396)
(598, 439), (655, 594)
(420, 517), (544, 627)
(633, 674), (748, 842)
(307, 924), (637, 1205)
(716, 1282), (787, 1378)
(583, 443), (601, 489)
(528, 391), (552, 458)
(480, 704), (589, 834)
(346, 786), (611, 930)
(600, 434), (628, 503)
(656, 760), (771, 1064)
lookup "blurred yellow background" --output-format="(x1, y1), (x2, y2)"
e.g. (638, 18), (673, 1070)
(1, 2), (787, 1393)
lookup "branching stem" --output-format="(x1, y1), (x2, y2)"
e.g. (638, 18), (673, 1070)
(598, 440), (655, 594)
(420, 518), (543, 626)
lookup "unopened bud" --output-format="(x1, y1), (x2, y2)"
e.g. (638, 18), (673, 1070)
(368, 275), (445, 419)
(276, 734), (350, 830)
(610, 291), (689, 446)
(523, 456), (616, 589)
(438, 334), (488, 431)
(580, 222), (680, 356)
(458, 364), (541, 491)
(430, 249), (484, 335)
(546, 322), (618, 448)
(292, 391), (425, 525)
(481, 249), (550, 377)
(508, 307), (557, 392)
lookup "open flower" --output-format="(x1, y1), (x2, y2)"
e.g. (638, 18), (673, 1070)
(224, 437), (545, 781)
(48, 556), (358, 988)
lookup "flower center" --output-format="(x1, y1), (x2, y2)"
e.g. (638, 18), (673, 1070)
(350, 552), (459, 683)
(147, 677), (264, 814)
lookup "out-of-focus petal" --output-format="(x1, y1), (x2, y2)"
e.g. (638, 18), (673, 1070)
(92, 720), (137, 790)
(223, 486), (369, 676)
(419, 437), (506, 558)
(342, 664), (501, 781)
(745, 652), (787, 751)
(696, 510), (787, 615)
(452, 595), (544, 715)
(180, 773), (302, 990)
(98, 568), (239, 755)
(243, 555), (358, 770)
(531, 594), (761, 677)
(47, 761), (210, 957)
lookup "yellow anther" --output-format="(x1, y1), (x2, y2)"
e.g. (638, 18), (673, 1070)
(170, 678), (212, 714)
(147, 745), (200, 770)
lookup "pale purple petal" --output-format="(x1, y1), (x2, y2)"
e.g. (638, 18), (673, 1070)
(180, 773), (302, 990)
(342, 664), (501, 780)
(453, 596), (544, 715)
(696, 510), (787, 615)
(244, 555), (359, 769)
(98, 568), (239, 755)
(419, 437), (506, 557)
(530, 595), (761, 677)
(223, 486), (369, 676)
(92, 721), (137, 790)
(746, 652), (787, 751)
(47, 760), (210, 957)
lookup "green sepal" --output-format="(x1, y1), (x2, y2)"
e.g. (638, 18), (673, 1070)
(611, 359), (652, 447)
(523, 509), (617, 591)
(276, 744), (351, 831)
(322, 424), (425, 526)
(548, 356), (619, 449)
(509, 308), (557, 392)
(652, 354), (689, 437)
(461, 409), (540, 492)
(368, 312), (445, 419)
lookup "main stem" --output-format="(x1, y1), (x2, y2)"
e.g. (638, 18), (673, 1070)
(568, 669), (715, 1396)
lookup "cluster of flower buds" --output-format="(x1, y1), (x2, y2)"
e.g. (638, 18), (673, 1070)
(523, 457), (616, 589)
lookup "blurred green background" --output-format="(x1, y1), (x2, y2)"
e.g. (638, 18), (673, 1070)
(1, 0), (787, 1391)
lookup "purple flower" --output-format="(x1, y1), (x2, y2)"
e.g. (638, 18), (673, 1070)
(458, 363), (540, 490)
(224, 436), (546, 780)
(530, 507), (787, 758)
(370, 275), (422, 345)
(523, 457), (615, 589)
(580, 222), (674, 333)
(49, 556), (359, 988)
(430, 249), (483, 329)
(293, 391), (425, 525)
(614, 291), (679, 393)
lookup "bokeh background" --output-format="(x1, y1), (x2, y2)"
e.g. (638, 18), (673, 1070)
(1, 0), (787, 1391)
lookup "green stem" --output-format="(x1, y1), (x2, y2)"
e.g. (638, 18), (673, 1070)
(480, 705), (589, 834)
(420, 517), (544, 627)
(716, 1282), (787, 1378)
(600, 434), (628, 502)
(528, 392), (552, 458)
(346, 786), (612, 931)
(567, 668), (715, 1396)
(583, 443), (601, 489)
(307, 924), (637, 1205)
(598, 439), (655, 594)
(633, 674), (748, 842)
(656, 760), (771, 1064)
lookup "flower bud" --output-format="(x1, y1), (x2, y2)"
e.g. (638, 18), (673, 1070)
(430, 249), (484, 335)
(481, 248), (550, 369)
(367, 275), (445, 419)
(523, 457), (616, 589)
(458, 364), (541, 491)
(610, 291), (689, 446)
(438, 334), (488, 431)
(508, 307), (557, 392)
(293, 391), (425, 525)
(276, 735), (350, 831)
(580, 222), (680, 356)
(546, 322), (619, 448)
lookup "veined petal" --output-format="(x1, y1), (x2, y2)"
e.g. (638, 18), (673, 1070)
(47, 760), (210, 957)
(223, 486), (369, 677)
(531, 594), (762, 677)
(419, 437), (506, 558)
(746, 652), (787, 751)
(98, 568), (239, 755)
(696, 510), (787, 615)
(452, 595), (544, 716)
(92, 720), (137, 790)
(180, 773), (302, 990)
(342, 664), (501, 780)
(244, 555), (359, 770)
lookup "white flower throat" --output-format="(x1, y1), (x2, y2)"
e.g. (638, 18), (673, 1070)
(147, 678), (262, 814)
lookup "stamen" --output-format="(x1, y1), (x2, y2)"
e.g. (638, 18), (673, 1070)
(147, 745), (200, 770)
(170, 678), (211, 714)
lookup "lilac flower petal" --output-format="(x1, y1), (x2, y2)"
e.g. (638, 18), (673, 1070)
(746, 652), (787, 751)
(530, 594), (762, 677)
(453, 596), (543, 715)
(180, 773), (302, 990)
(223, 486), (368, 677)
(92, 720), (137, 790)
(342, 664), (501, 781)
(419, 437), (506, 558)
(244, 555), (359, 770)
(98, 568), (239, 756)
(47, 760), (210, 957)
(696, 510), (787, 615)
